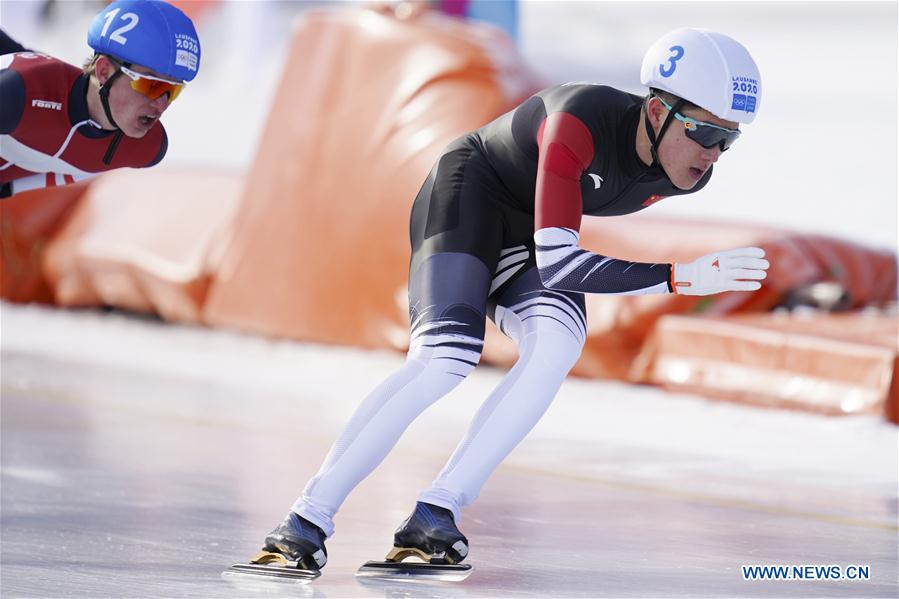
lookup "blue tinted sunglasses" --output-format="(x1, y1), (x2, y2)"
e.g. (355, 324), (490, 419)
(656, 96), (741, 151)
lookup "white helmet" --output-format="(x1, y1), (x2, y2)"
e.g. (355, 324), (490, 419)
(640, 28), (761, 124)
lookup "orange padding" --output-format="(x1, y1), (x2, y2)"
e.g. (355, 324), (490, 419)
(0, 180), (90, 303)
(167, 0), (221, 24)
(631, 311), (899, 423)
(42, 168), (241, 322)
(202, 6), (543, 339)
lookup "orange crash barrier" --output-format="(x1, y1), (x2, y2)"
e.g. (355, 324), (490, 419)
(0, 180), (91, 304)
(168, 0), (221, 24)
(631, 311), (899, 423)
(42, 168), (241, 323)
(202, 5), (543, 341)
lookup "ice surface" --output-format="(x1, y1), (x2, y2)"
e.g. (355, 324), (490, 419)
(1, 303), (897, 597)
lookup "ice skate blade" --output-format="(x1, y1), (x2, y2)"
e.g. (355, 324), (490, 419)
(222, 562), (320, 582)
(356, 560), (473, 582)
(222, 551), (320, 583)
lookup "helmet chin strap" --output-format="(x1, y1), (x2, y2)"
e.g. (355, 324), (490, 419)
(97, 63), (124, 131)
(95, 57), (127, 165)
(643, 95), (686, 177)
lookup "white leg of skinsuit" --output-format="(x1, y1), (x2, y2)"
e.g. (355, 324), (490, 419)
(290, 251), (493, 537)
(418, 298), (585, 523)
(292, 331), (482, 537)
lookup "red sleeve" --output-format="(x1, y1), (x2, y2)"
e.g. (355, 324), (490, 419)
(534, 112), (595, 232)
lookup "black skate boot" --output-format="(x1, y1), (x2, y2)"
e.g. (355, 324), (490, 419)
(391, 502), (469, 564)
(356, 502), (473, 582)
(223, 513), (327, 582)
(263, 512), (328, 569)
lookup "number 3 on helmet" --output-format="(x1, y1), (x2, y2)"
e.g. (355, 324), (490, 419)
(640, 28), (761, 125)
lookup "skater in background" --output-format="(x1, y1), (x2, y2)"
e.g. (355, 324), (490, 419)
(260, 27), (770, 573)
(0, 0), (200, 199)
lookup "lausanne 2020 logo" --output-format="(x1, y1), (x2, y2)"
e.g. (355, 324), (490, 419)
(731, 76), (759, 113)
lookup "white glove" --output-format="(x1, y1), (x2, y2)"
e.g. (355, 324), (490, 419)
(672, 247), (769, 296)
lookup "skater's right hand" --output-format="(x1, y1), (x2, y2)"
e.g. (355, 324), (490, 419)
(672, 247), (769, 296)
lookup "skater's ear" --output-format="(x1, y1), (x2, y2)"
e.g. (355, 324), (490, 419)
(91, 55), (118, 86)
(644, 95), (669, 129)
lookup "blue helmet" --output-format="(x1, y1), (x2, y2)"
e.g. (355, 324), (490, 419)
(88, 0), (200, 83)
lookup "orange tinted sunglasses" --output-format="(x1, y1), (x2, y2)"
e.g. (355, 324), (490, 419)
(112, 60), (185, 102)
